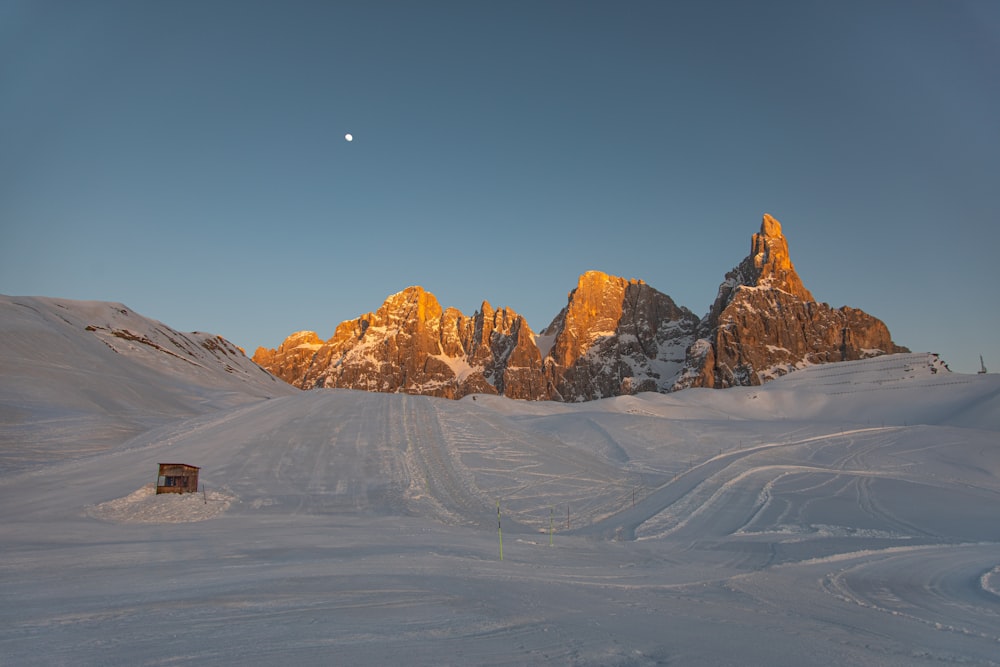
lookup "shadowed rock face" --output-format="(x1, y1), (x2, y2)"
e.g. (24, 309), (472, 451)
(253, 214), (908, 399)
(675, 215), (908, 389)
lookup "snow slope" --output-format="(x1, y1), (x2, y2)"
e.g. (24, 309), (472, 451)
(0, 295), (295, 470)
(1, 315), (999, 666)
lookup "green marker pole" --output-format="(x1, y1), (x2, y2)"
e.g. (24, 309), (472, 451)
(497, 500), (503, 561)
(549, 506), (554, 546)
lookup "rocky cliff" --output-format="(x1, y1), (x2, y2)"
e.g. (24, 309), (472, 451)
(256, 287), (545, 399)
(253, 273), (697, 401)
(251, 330), (323, 386)
(253, 214), (910, 399)
(675, 214), (909, 389)
(541, 271), (699, 401)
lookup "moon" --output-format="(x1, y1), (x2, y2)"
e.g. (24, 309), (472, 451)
(344, 133), (353, 142)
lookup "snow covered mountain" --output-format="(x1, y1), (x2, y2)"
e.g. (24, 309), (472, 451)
(256, 214), (906, 399)
(0, 295), (293, 469)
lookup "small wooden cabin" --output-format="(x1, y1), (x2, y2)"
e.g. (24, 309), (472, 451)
(156, 463), (200, 494)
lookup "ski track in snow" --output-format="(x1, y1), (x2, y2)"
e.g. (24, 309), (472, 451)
(2, 353), (1000, 665)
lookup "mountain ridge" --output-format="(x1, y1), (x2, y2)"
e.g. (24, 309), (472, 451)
(255, 214), (909, 399)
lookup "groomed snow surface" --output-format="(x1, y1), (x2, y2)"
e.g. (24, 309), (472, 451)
(3, 353), (1000, 665)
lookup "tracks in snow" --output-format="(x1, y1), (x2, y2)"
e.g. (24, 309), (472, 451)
(429, 401), (633, 532)
(399, 395), (498, 530)
(574, 427), (911, 541)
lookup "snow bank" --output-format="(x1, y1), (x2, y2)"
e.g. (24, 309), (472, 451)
(85, 483), (235, 523)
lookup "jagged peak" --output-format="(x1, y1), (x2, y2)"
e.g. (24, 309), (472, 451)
(384, 285), (430, 303)
(760, 212), (783, 238)
(375, 285), (442, 321)
(705, 214), (814, 330)
(747, 214), (812, 300)
(255, 213), (904, 399)
(544, 271), (665, 336)
(563, 272), (649, 310)
(280, 330), (323, 349)
(286, 330), (320, 341)
(575, 270), (645, 290)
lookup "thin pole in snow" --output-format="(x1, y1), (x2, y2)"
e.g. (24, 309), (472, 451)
(497, 500), (503, 561)
(549, 507), (554, 547)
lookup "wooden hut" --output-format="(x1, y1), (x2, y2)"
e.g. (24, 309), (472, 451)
(156, 463), (200, 494)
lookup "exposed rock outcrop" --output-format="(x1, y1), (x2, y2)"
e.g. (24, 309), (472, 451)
(254, 275), (701, 401)
(541, 271), (699, 401)
(675, 215), (909, 389)
(253, 214), (910, 400)
(252, 331), (323, 386)
(255, 287), (545, 399)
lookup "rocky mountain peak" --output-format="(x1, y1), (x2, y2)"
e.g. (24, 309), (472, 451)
(705, 214), (814, 332)
(254, 286), (545, 398)
(284, 330), (323, 349)
(544, 271), (642, 363)
(251, 330), (323, 385)
(542, 270), (700, 401)
(254, 213), (909, 399)
(749, 213), (814, 300)
(373, 286), (442, 331)
(679, 214), (907, 389)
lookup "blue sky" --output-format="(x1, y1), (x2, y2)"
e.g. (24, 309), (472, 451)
(2, 1), (997, 374)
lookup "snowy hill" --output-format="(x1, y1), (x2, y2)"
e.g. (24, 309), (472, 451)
(1, 341), (999, 665)
(0, 295), (294, 469)
(698, 352), (1000, 430)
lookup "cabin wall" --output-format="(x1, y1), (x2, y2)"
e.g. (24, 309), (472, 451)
(155, 464), (200, 494)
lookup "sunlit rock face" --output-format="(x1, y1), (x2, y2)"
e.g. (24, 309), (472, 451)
(252, 273), (700, 402)
(304, 286), (450, 394)
(676, 215), (908, 389)
(254, 214), (908, 399)
(252, 331), (323, 386)
(541, 271), (700, 401)
(253, 287), (545, 399)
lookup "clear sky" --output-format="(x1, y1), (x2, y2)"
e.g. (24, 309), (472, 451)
(2, 1), (998, 374)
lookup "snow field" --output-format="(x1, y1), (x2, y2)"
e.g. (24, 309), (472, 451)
(2, 354), (1000, 665)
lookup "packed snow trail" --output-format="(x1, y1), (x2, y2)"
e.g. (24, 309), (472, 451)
(400, 394), (502, 529)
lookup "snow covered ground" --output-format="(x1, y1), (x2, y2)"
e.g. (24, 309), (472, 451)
(2, 337), (1000, 664)
(0, 295), (294, 471)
